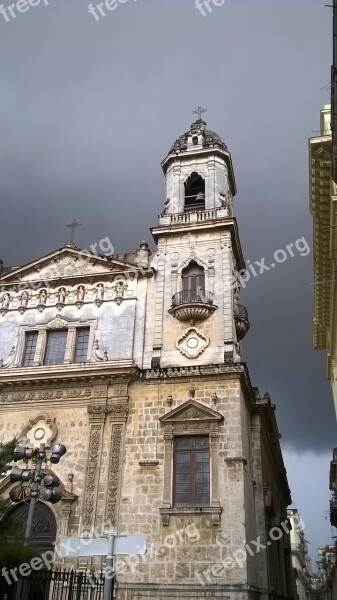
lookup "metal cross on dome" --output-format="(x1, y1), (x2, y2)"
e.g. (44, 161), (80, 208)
(66, 219), (82, 245)
(193, 106), (207, 120)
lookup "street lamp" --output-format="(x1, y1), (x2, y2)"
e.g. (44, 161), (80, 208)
(9, 442), (67, 542)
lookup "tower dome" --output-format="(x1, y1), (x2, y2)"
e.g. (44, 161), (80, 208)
(168, 118), (228, 155)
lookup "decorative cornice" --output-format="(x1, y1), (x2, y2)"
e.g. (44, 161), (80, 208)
(0, 362), (138, 389)
(138, 459), (159, 466)
(140, 364), (244, 381)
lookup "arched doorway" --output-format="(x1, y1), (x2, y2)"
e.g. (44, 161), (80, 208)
(0, 502), (57, 600)
(8, 501), (57, 553)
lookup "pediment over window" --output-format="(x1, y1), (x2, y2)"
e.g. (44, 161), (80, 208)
(0, 246), (142, 285)
(159, 399), (223, 424)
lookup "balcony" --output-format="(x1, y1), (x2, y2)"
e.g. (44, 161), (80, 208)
(169, 289), (217, 325)
(159, 207), (230, 226)
(234, 304), (250, 340)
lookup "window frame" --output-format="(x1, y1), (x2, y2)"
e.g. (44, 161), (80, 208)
(73, 326), (91, 364)
(43, 329), (68, 366)
(173, 435), (210, 507)
(21, 331), (39, 367)
(181, 261), (205, 294)
(159, 399), (223, 526)
(16, 318), (96, 368)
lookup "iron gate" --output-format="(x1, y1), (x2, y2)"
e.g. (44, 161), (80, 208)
(2, 569), (108, 600)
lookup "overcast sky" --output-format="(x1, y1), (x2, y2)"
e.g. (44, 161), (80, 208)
(0, 0), (335, 560)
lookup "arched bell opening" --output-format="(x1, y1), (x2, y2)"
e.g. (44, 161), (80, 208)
(184, 172), (205, 209)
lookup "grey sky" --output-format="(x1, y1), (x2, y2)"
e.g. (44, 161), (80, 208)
(0, 0), (335, 555)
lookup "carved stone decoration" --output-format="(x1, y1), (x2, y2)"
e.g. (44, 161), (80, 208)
(56, 287), (67, 310)
(82, 422), (103, 533)
(0, 292), (10, 315)
(160, 399), (223, 425)
(75, 285), (85, 309)
(112, 280), (128, 305)
(0, 387), (92, 404)
(176, 327), (209, 358)
(0, 346), (15, 369)
(106, 404), (129, 418)
(87, 405), (107, 419)
(47, 314), (68, 330)
(37, 289), (48, 312)
(105, 424), (123, 525)
(18, 291), (29, 314)
(93, 339), (108, 362)
(95, 284), (104, 307)
(20, 415), (58, 447)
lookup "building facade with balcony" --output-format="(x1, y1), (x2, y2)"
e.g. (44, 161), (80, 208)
(287, 509), (310, 600)
(0, 117), (293, 599)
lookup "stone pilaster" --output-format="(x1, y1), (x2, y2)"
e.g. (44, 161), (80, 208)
(81, 405), (106, 534)
(104, 403), (129, 527)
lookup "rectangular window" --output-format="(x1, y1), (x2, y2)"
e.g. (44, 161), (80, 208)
(73, 327), (90, 363)
(22, 331), (38, 367)
(44, 330), (67, 366)
(173, 435), (210, 506)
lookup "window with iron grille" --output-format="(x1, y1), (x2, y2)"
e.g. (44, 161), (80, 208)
(173, 435), (210, 506)
(22, 331), (38, 367)
(43, 330), (67, 366)
(73, 327), (90, 363)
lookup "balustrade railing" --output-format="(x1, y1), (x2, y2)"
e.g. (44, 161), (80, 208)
(172, 289), (214, 307)
(159, 206), (230, 225)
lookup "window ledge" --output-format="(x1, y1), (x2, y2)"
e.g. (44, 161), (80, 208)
(159, 506), (222, 526)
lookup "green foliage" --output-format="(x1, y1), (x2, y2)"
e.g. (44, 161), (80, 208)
(0, 534), (40, 569)
(0, 437), (17, 475)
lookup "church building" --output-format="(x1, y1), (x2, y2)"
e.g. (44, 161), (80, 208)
(0, 116), (293, 599)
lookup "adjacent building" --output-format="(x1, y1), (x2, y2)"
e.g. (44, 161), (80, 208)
(0, 117), (293, 599)
(287, 509), (310, 600)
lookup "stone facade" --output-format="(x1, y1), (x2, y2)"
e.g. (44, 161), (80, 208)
(0, 117), (293, 599)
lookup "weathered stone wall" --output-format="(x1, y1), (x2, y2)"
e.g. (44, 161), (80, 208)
(115, 377), (249, 592)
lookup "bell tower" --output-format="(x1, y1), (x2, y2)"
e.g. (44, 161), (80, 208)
(148, 114), (249, 369)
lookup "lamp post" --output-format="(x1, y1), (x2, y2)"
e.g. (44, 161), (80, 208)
(9, 442), (67, 600)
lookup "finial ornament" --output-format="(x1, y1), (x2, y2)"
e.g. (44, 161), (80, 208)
(193, 106), (207, 120)
(66, 219), (82, 245)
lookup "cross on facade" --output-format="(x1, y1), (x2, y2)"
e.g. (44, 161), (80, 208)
(66, 219), (82, 245)
(193, 106), (207, 120)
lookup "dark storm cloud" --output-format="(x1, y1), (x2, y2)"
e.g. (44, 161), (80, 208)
(0, 0), (334, 451)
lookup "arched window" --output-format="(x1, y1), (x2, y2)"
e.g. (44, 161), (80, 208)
(184, 172), (205, 209)
(182, 262), (205, 298)
(192, 136), (199, 146)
